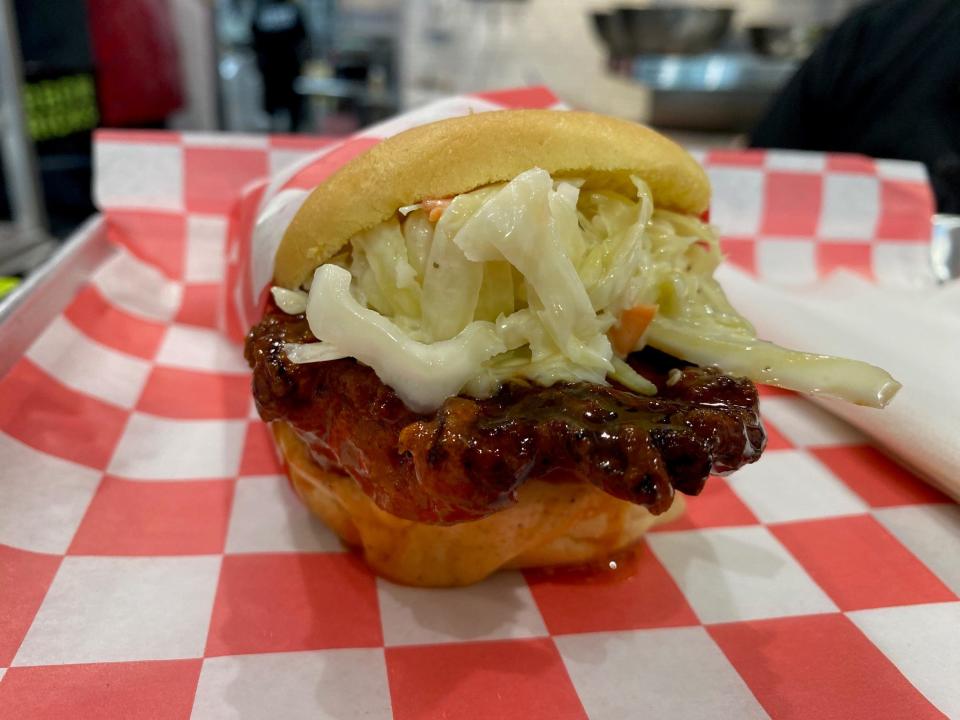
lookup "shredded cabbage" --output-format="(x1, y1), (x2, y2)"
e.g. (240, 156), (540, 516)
(645, 318), (901, 407)
(272, 167), (900, 411)
(270, 287), (308, 315)
(297, 264), (506, 412)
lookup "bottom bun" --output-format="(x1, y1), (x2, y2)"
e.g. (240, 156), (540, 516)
(273, 421), (685, 586)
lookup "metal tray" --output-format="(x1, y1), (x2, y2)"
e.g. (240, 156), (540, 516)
(0, 215), (113, 379)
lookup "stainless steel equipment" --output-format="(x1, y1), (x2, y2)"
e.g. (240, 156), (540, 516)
(613, 6), (733, 56)
(588, 5), (804, 133)
(931, 215), (960, 284)
(0, 215), (110, 378)
(0, 0), (54, 275)
(590, 11), (631, 62)
(748, 24), (830, 61)
(631, 53), (797, 132)
(0, 0), (55, 275)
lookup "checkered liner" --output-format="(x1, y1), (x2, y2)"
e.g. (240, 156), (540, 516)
(1, 87), (957, 719)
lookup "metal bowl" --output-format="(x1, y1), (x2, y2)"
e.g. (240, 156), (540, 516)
(613, 6), (734, 56)
(591, 11), (632, 59)
(748, 24), (829, 60)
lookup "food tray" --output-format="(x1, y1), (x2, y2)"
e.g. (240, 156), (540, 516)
(1, 88), (957, 719)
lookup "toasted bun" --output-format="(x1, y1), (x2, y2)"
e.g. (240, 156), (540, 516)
(273, 421), (684, 587)
(275, 109), (710, 288)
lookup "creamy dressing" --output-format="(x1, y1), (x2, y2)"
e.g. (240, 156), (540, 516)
(273, 168), (900, 412)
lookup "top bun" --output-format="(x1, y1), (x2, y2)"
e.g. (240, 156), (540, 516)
(275, 110), (711, 289)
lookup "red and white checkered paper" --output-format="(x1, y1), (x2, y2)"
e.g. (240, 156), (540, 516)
(1, 87), (958, 719)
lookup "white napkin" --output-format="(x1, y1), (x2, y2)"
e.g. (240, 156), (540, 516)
(716, 265), (960, 500)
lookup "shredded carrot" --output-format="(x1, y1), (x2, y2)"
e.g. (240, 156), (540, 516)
(608, 304), (658, 356)
(423, 198), (451, 223)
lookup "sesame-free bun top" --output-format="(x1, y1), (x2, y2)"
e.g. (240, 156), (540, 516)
(275, 109), (711, 289)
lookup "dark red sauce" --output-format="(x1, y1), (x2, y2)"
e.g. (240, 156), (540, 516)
(245, 301), (765, 524)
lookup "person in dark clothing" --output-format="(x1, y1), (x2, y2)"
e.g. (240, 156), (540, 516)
(251, 0), (309, 131)
(750, 0), (960, 213)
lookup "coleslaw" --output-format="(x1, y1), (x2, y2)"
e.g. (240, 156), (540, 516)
(272, 168), (900, 413)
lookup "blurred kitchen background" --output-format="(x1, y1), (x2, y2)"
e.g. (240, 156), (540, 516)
(0, 0), (891, 277)
(215, 0), (861, 138)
